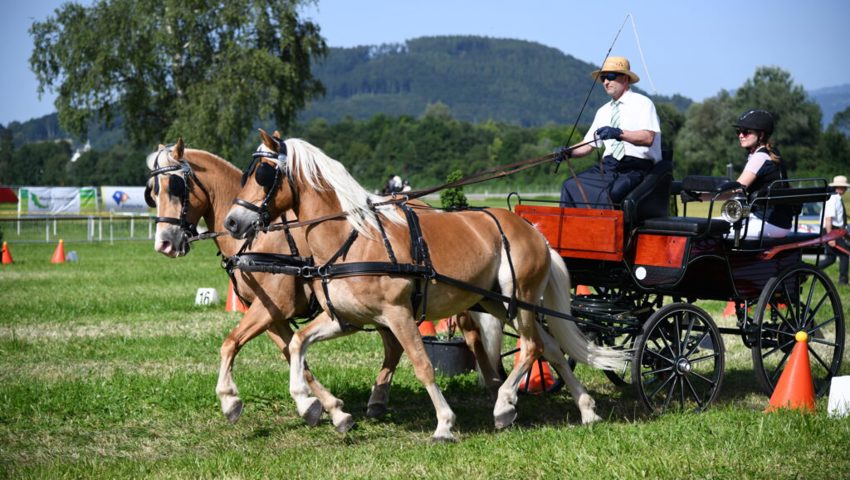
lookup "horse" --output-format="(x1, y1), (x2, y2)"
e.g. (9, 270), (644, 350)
(145, 138), (437, 432)
(223, 131), (629, 441)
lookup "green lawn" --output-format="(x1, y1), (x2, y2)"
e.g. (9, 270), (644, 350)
(1, 240), (849, 479)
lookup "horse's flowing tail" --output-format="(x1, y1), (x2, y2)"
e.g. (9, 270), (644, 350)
(543, 248), (630, 371)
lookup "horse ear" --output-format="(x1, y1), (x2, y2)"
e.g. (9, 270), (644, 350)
(174, 137), (185, 159)
(272, 130), (282, 140)
(258, 128), (278, 151)
(157, 143), (166, 150)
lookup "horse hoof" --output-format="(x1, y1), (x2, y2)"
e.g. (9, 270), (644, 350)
(494, 407), (517, 430)
(431, 433), (457, 443)
(334, 413), (356, 434)
(224, 399), (244, 424)
(299, 398), (323, 426)
(581, 413), (602, 425)
(366, 403), (388, 418)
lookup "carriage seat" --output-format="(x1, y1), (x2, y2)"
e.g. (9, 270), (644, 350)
(622, 158), (673, 228)
(638, 216), (731, 237)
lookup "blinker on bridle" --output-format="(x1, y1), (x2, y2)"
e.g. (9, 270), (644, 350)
(233, 138), (297, 230)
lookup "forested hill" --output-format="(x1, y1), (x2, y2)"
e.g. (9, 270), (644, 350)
(303, 36), (691, 125)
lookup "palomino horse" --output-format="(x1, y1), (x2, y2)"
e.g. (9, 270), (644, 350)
(224, 131), (629, 441)
(147, 139), (415, 432)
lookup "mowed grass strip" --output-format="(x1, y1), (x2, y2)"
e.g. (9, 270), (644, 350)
(1, 240), (849, 478)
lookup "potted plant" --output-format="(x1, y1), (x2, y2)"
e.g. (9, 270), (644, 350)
(421, 314), (476, 377)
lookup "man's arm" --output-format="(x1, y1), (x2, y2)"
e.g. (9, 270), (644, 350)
(620, 129), (655, 147)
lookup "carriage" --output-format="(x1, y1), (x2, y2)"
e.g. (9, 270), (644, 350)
(511, 159), (846, 413)
(154, 132), (845, 440)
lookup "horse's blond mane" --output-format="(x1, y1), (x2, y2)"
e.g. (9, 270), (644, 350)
(282, 138), (405, 235)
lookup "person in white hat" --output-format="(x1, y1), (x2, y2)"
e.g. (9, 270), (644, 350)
(557, 55), (662, 207)
(818, 174), (849, 284)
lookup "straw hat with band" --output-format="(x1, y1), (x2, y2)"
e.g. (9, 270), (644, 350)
(591, 56), (640, 84)
(830, 175), (849, 188)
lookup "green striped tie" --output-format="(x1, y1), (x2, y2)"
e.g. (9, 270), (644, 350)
(610, 100), (625, 160)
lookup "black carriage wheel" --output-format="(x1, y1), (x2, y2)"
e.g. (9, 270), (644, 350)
(750, 263), (845, 397)
(632, 303), (725, 414)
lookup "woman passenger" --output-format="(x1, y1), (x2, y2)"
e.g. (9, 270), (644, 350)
(731, 109), (793, 238)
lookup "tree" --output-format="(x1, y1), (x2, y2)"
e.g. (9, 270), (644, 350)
(30, 0), (327, 159)
(675, 67), (822, 178)
(829, 106), (850, 137)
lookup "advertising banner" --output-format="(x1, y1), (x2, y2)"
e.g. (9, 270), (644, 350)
(18, 187), (97, 214)
(101, 186), (150, 212)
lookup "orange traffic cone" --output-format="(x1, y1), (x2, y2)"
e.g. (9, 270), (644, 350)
(1, 242), (12, 264)
(723, 301), (737, 317)
(765, 331), (816, 413)
(576, 285), (592, 295)
(50, 239), (65, 264)
(225, 280), (248, 313)
(418, 320), (437, 336)
(515, 338), (558, 394)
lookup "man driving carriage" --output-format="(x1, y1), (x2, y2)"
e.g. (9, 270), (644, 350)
(558, 56), (662, 208)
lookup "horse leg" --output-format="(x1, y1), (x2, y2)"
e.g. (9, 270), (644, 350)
(383, 309), (456, 442)
(288, 312), (357, 432)
(493, 306), (543, 429)
(366, 328), (403, 418)
(538, 327), (602, 424)
(266, 320), (354, 428)
(216, 303), (274, 423)
(459, 311), (504, 388)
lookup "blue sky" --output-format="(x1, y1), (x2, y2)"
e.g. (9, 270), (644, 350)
(2, 0), (849, 125)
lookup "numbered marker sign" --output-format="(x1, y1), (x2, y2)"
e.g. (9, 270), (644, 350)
(195, 288), (220, 306)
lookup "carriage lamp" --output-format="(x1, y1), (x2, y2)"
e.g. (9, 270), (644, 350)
(721, 196), (750, 247)
(720, 196), (750, 224)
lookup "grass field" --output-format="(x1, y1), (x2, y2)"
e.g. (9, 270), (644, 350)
(2, 234), (849, 478)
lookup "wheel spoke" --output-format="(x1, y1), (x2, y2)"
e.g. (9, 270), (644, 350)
(685, 330), (710, 357)
(810, 315), (838, 334)
(683, 375), (706, 409)
(762, 336), (796, 358)
(768, 349), (792, 383)
(661, 376), (678, 411)
(648, 371), (676, 401)
(645, 347), (676, 365)
(807, 344), (833, 372)
(688, 351), (721, 364)
(809, 337), (838, 348)
(780, 280), (801, 329)
(688, 370), (718, 386)
(642, 365), (675, 377)
(802, 274), (817, 322)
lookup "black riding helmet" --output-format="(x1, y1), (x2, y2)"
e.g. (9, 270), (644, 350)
(733, 109), (775, 137)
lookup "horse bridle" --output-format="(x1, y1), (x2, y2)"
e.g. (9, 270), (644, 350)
(233, 139), (298, 230)
(145, 147), (210, 239)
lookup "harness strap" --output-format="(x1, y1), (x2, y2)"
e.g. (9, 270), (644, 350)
(478, 209), (520, 320)
(320, 229), (362, 331)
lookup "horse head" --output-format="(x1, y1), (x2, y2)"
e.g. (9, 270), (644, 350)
(146, 138), (210, 257)
(225, 129), (296, 239)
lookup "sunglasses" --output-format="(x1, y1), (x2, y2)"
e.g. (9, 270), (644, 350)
(599, 72), (622, 82)
(736, 128), (755, 137)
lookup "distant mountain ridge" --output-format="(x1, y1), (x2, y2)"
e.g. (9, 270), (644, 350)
(302, 36), (691, 125)
(3, 36), (847, 146)
(808, 83), (850, 127)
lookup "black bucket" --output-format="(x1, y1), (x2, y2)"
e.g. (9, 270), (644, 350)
(422, 336), (476, 376)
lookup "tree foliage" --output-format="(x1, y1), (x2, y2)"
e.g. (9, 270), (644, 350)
(30, 0), (326, 159)
(675, 67), (826, 179)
